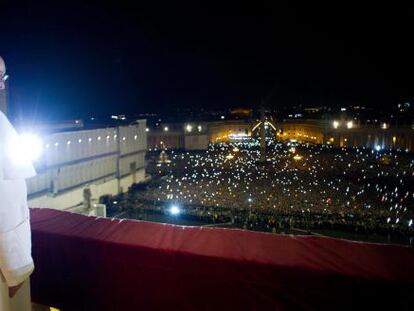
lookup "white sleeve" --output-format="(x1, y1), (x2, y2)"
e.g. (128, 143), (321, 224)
(0, 111), (36, 180)
(0, 180), (34, 286)
(0, 219), (34, 286)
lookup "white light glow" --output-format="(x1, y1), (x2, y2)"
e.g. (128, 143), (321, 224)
(346, 121), (353, 129)
(293, 154), (303, 161)
(8, 133), (43, 164)
(333, 120), (339, 129)
(169, 205), (180, 215)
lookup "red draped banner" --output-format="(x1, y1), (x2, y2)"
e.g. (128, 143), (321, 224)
(29, 208), (414, 310)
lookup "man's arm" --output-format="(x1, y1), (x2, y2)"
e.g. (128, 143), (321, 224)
(0, 218), (35, 289)
(0, 111), (37, 297)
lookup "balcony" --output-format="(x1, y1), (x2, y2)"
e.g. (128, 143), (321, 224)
(30, 208), (414, 310)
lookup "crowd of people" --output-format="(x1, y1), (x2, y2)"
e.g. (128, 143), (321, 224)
(107, 139), (414, 244)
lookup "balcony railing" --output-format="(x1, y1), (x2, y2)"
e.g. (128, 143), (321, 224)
(30, 208), (414, 310)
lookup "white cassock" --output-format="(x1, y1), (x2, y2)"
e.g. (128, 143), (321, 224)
(0, 111), (36, 311)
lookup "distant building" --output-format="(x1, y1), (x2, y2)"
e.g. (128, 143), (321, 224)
(230, 108), (253, 118)
(28, 120), (147, 210)
(148, 118), (414, 152)
(147, 120), (250, 150)
(184, 134), (209, 150)
(277, 119), (414, 151)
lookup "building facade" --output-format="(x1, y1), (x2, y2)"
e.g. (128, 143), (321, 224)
(278, 119), (414, 151)
(148, 118), (414, 152)
(28, 121), (147, 210)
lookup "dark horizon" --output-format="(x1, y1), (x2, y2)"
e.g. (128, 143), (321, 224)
(1, 1), (414, 121)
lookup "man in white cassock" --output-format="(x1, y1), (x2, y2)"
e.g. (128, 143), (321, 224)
(0, 111), (36, 311)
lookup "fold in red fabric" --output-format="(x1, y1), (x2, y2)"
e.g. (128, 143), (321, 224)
(29, 208), (414, 310)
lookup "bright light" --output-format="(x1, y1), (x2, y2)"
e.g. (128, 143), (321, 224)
(293, 154), (303, 161)
(375, 145), (381, 151)
(185, 124), (193, 132)
(229, 133), (248, 138)
(226, 154), (234, 160)
(220, 115), (225, 119)
(164, 126), (169, 132)
(333, 120), (339, 129)
(381, 122), (388, 129)
(346, 121), (353, 129)
(169, 205), (180, 215)
(197, 125), (202, 132)
(8, 133), (43, 164)
(232, 147), (240, 152)
(146, 128), (149, 132)
(228, 132), (250, 141)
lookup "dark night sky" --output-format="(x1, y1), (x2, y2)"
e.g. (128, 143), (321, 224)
(1, 1), (414, 121)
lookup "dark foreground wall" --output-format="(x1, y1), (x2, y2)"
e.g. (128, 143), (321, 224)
(30, 208), (414, 311)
